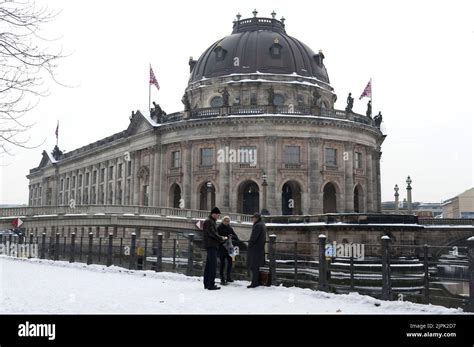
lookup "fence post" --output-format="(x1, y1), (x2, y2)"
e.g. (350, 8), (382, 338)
(87, 232), (93, 265)
(423, 244), (430, 304)
(119, 237), (123, 265)
(69, 232), (76, 263)
(381, 236), (392, 300)
(318, 234), (328, 292)
(29, 233), (34, 245)
(106, 233), (113, 267)
(269, 234), (277, 286)
(186, 234), (194, 276)
(467, 237), (474, 312)
(28, 233), (34, 258)
(54, 233), (60, 261)
(293, 241), (298, 286)
(350, 254), (355, 292)
(173, 239), (177, 269)
(98, 237), (102, 262)
(129, 233), (137, 270)
(40, 233), (46, 259)
(155, 233), (163, 272)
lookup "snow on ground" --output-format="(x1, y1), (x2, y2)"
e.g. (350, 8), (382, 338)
(0, 256), (465, 314)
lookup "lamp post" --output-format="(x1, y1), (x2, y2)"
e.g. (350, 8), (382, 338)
(394, 184), (400, 212)
(206, 181), (213, 211)
(406, 176), (413, 214)
(261, 172), (269, 215)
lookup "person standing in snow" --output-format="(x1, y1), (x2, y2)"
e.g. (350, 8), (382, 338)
(202, 207), (227, 290)
(217, 216), (239, 285)
(247, 212), (267, 288)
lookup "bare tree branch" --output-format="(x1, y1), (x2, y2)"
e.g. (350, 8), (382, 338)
(0, 0), (65, 154)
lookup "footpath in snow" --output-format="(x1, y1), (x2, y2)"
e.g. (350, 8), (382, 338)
(0, 256), (465, 314)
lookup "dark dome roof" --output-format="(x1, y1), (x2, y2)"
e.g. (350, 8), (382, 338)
(189, 16), (330, 84)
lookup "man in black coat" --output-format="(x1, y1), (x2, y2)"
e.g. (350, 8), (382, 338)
(202, 207), (227, 290)
(247, 212), (267, 288)
(217, 216), (239, 285)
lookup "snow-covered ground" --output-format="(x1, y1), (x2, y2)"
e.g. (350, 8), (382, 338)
(0, 256), (465, 314)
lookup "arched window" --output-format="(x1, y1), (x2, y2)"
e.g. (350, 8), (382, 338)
(270, 38), (282, 58)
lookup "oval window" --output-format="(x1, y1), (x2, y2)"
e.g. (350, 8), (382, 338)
(210, 96), (223, 107)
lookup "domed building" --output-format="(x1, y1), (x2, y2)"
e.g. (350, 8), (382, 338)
(27, 11), (386, 216)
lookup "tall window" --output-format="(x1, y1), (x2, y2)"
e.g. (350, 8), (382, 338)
(78, 174), (82, 188)
(172, 151), (181, 168)
(250, 93), (257, 105)
(72, 176), (76, 189)
(200, 148), (214, 166)
(127, 161), (132, 176)
(108, 182), (113, 204)
(108, 166), (114, 180)
(355, 152), (363, 169)
(239, 146), (257, 166)
(118, 163), (123, 179)
(100, 168), (105, 182)
(143, 185), (149, 206)
(325, 148), (337, 166)
(283, 146), (300, 165)
(93, 170), (97, 184)
(60, 179), (64, 191)
(117, 181), (123, 205)
(66, 177), (70, 189)
(85, 172), (90, 186)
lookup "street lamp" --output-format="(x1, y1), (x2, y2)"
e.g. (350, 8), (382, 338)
(206, 181), (213, 211)
(261, 172), (269, 215)
(406, 176), (413, 214)
(394, 184), (399, 212)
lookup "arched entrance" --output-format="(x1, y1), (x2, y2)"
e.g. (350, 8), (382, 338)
(323, 182), (337, 213)
(281, 181), (302, 215)
(199, 182), (216, 211)
(354, 185), (364, 213)
(238, 181), (260, 215)
(169, 183), (181, 208)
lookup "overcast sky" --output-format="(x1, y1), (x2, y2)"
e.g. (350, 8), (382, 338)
(0, 0), (473, 205)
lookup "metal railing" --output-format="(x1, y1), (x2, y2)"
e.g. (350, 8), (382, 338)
(2, 231), (472, 312)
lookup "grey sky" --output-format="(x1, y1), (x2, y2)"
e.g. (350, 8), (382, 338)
(0, 0), (473, 205)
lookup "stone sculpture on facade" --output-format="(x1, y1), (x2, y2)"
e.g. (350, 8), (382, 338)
(218, 88), (230, 107)
(346, 93), (354, 113)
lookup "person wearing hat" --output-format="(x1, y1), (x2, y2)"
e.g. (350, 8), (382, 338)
(217, 215), (239, 285)
(247, 212), (267, 288)
(202, 207), (227, 290)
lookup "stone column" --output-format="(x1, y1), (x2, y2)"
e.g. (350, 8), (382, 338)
(132, 152), (140, 205)
(217, 139), (230, 211)
(148, 147), (155, 205)
(159, 145), (168, 207)
(343, 142), (354, 212)
(366, 148), (374, 212)
(265, 136), (277, 214)
(309, 138), (322, 214)
(375, 149), (382, 212)
(152, 145), (160, 207)
(183, 141), (193, 210)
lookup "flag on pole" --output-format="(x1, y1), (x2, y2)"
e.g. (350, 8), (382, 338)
(149, 66), (160, 90)
(359, 79), (372, 100)
(12, 217), (23, 228)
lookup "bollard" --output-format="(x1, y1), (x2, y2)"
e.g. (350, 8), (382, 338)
(381, 236), (392, 300)
(467, 237), (474, 312)
(28, 233), (34, 259)
(350, 254), (355, 292)
(54, 233), (60, 261)
(69, 233), (76, 263)
(293, 241), (298, 286)
(87, 232), (93, 265)
(269, 234), (277, 286)
(155, 233), (163, 272)
(186, 234), (194, 276)
(41, 233), (46, 259)
(423, 244), (430, 304)
(129, 233), (137, 270)
(318, 234), (328, 292)
(107, 233), (113, 267)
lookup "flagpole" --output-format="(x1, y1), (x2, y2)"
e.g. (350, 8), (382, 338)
(148, 63), (151, 114)
(56, 121), (59, 147)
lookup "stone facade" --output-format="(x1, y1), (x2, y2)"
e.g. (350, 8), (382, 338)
(27, 14), (385, 216)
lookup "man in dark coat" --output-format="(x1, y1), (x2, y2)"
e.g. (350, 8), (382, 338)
(202, 207), (227, 290)
(217, 216), (239, 285)
(247, 212), (267, 288)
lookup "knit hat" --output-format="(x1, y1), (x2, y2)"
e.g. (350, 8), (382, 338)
(211, 207), (221, 214)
